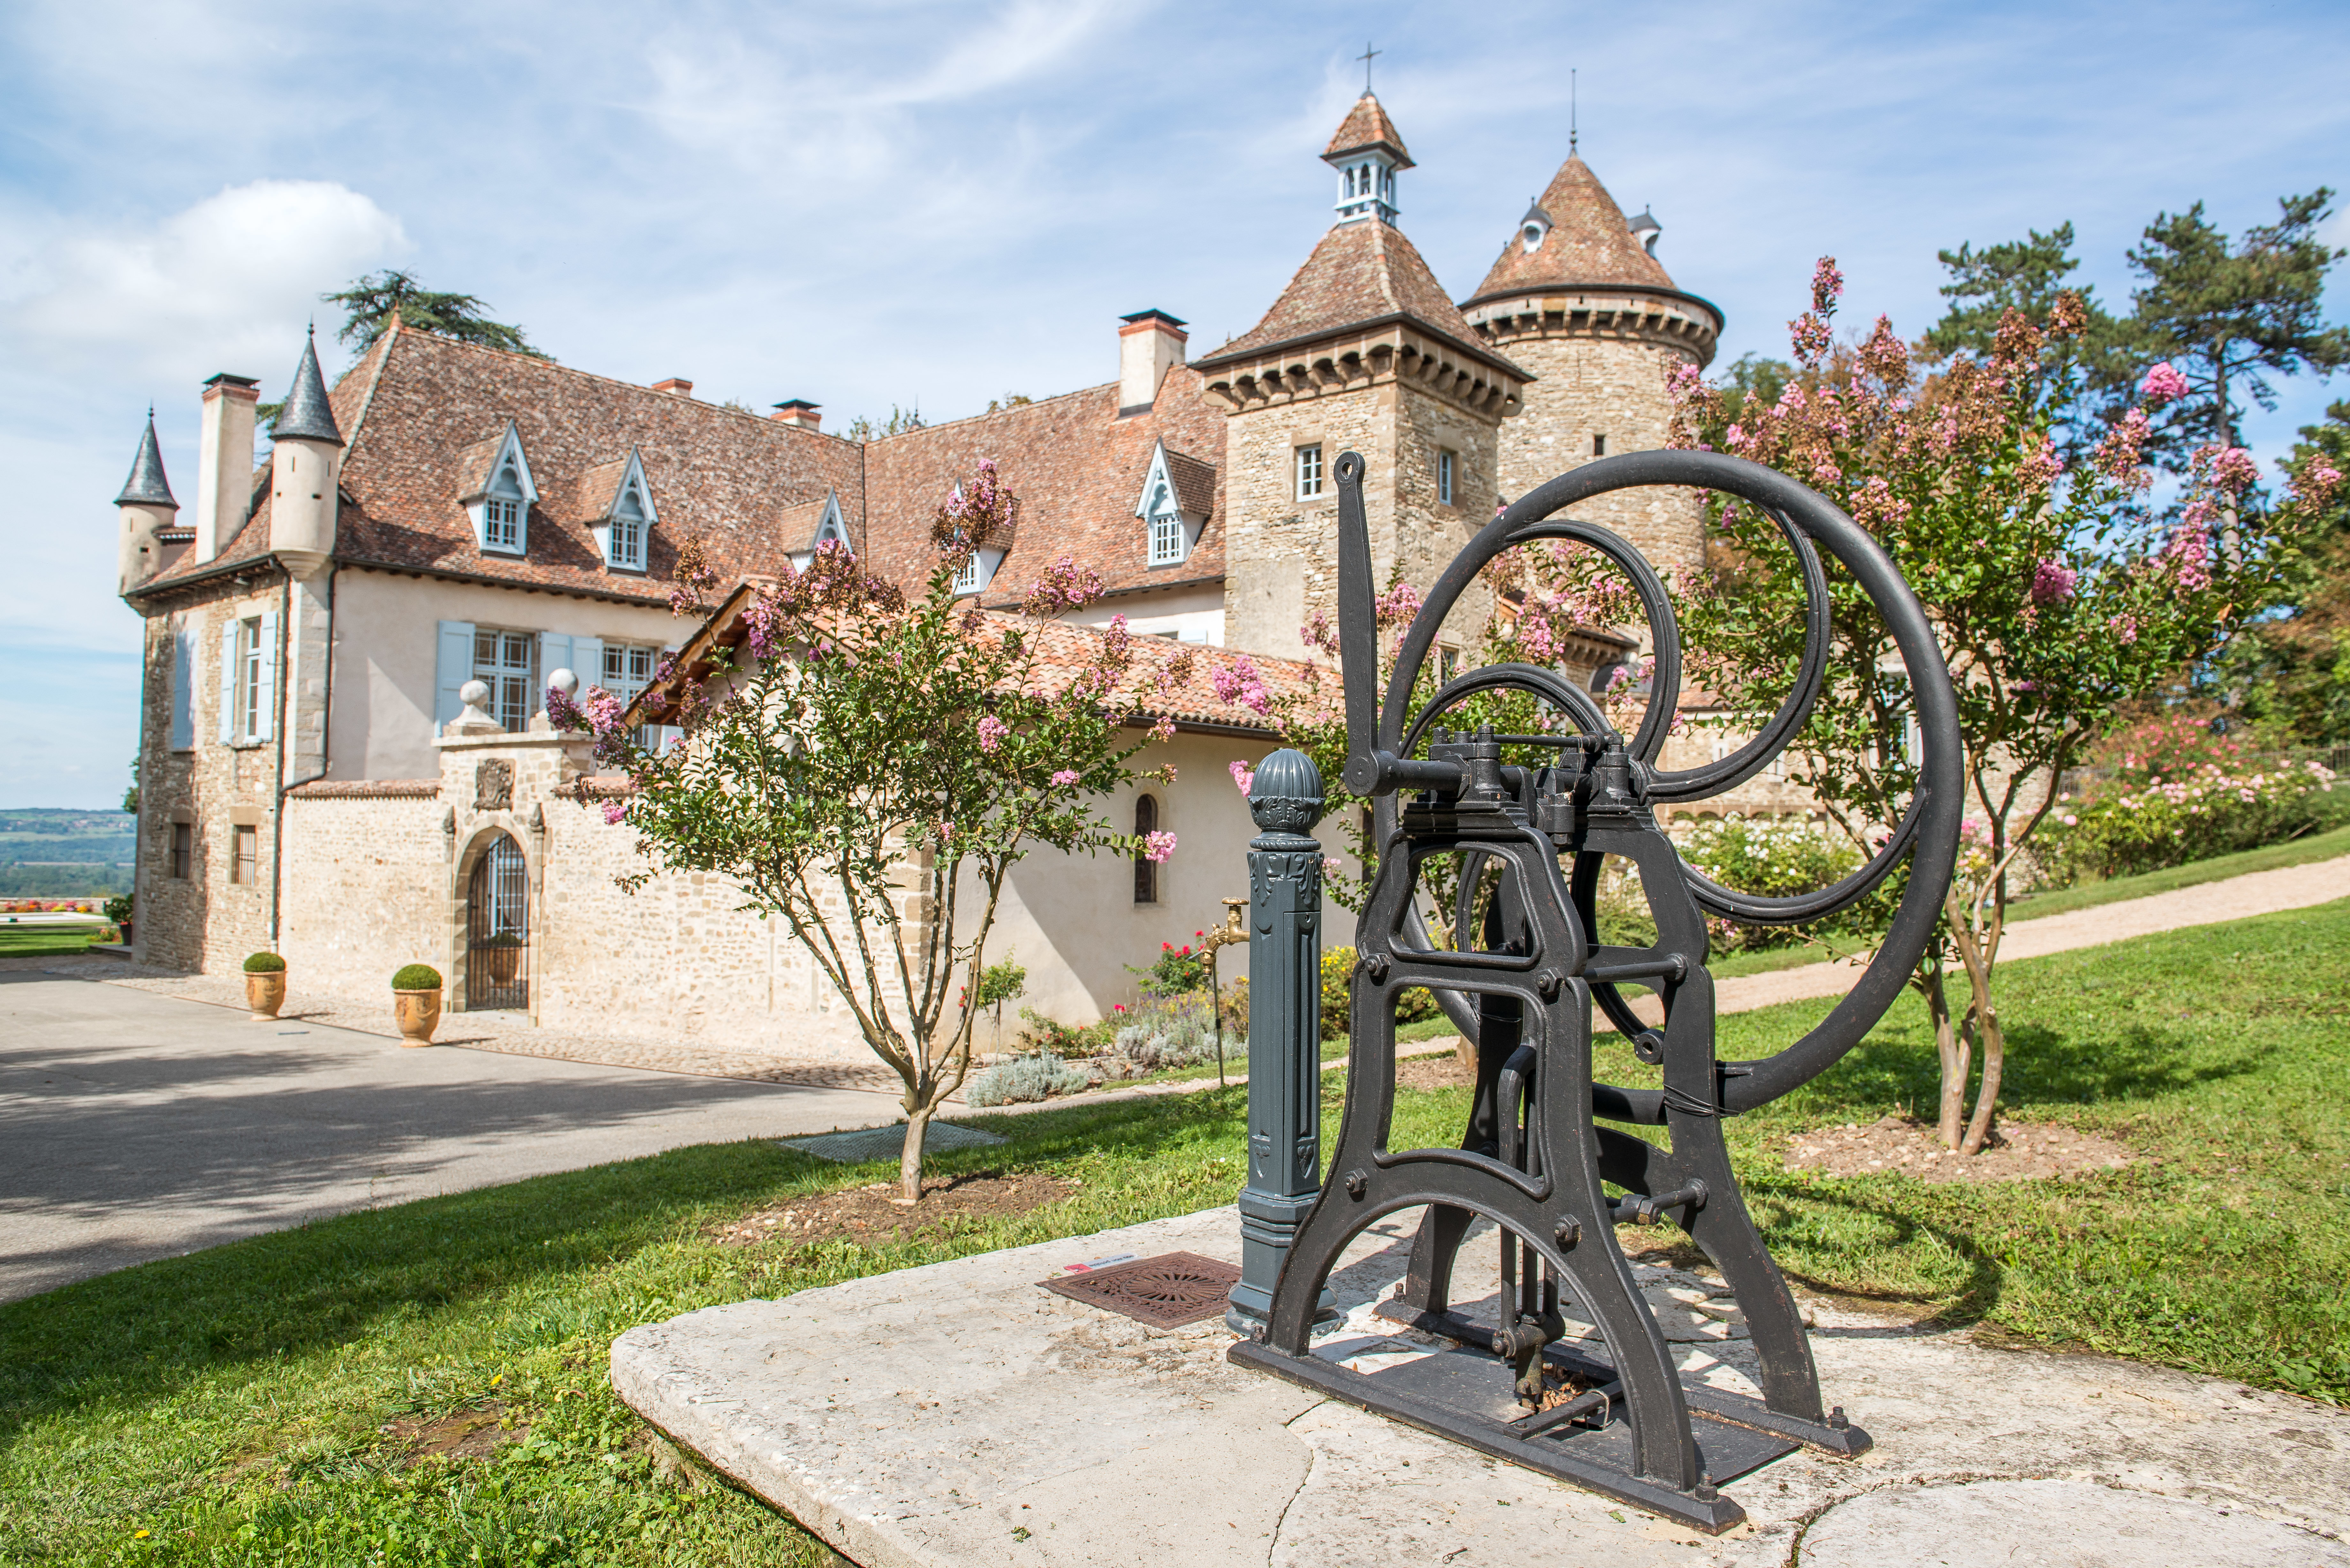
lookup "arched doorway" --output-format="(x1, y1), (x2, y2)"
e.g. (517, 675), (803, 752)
(465, 831), (529, 1010)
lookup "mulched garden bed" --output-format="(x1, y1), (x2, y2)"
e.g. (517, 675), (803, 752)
(1783, 1114), (2137, 1183)
(709, 1170), (1077, 1250)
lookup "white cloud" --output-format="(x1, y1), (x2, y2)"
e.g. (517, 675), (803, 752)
(4, 180), (407, 384)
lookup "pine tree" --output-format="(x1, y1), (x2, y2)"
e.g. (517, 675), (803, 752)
(322, 271), (548, 359)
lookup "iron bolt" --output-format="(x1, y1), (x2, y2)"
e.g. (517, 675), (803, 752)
(1535, 968), (1564, 1002)
(1555, 1216), (1582, 1247)
(1345, 1169), (1368, 1199)
(1359, 953), (1390, 984)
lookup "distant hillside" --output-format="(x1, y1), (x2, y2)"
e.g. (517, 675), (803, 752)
(0, 811), (136, 894)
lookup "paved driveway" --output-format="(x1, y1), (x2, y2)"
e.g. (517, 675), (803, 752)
(0, 973), (904, 1304)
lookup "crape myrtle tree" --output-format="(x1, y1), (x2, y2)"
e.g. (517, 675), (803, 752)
(550, 462), (1188, 1200)
(1654, 259), (2340, 1153)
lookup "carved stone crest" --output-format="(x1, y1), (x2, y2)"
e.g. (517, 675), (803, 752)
(474, 759), (513, 812)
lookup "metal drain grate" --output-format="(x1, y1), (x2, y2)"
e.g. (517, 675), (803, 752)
(1040, 1251), (1241, 1329)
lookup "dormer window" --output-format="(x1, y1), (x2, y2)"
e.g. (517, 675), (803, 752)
(953, 550), (1004, 596)
(1518, 199), (1554, 255)
(609, 488), (646, 571)
(1134, 441), (1208, 569)
(588, 449), (658, 572)
(461, 423), (538, 556)
(484, 493), (523, 553)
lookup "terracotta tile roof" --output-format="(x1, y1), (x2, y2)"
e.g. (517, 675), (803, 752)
(137, 321), (864, 605)
(1469, 155), (1677, 304)
(859, 374), (1227, 605)
(631, 579), (1321, 737)
(1323, 92), (1414, 167)
(775, 495), (838, 554)
(1194, 221), (1511, 371)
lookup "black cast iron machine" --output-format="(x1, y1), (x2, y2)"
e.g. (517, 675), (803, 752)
(1226, 449), (1962, 1533)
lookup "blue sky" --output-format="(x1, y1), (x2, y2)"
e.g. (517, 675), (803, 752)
(3, 0), (2345, 807)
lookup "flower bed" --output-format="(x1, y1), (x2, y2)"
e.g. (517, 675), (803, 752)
(2039, 760), (2341, 882)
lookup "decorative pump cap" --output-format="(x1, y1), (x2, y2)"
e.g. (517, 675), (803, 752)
(1247, 748), (1327, 835)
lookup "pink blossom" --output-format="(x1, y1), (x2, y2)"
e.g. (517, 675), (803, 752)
(1374, 582), (1422, 628)
(2061, 813), (2078, 827)
(1050, 769), (1080, 787)
(2094, 409), (2152, 486)
(600, 801), (626, 825)
(2108, 613), (2140, 645)
(977, 714), (1010, 753)
(2139, 362), (2189, 407)
(2293, 460), (2343, 508)
(2201, 444), (2259, 498)
(2030, 557), (2078, 605)
(1210, 656), (1273, 716)
(2018, 435), (2064, 494)
(1810, 256), (1845, 312)
(1229, 760), (1256, 795)
(1300, 612), (1340, 656)
(1142, 829), (1177, 863)
(1149, 714), (1176, 742)
(1788, 312), (1832, 363)
(2165, 526), (2212, 594)
(1322, 856), (1342, 875)
(580, 686), (626, 735)
(1022, 555), (1105, 616)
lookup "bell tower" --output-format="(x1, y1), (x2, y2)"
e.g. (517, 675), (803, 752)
(1194, 93), (1530, 662)
(1459, 153), (1721, 577)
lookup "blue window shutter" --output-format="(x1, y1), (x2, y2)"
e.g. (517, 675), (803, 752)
(537, 632), (575, 721)
(255, 611), (279, 743)
(169, 629), (194, 750)
(573, 637), (605, 693)
(217, 621), (238, 744)
(436, 620), (476, 740)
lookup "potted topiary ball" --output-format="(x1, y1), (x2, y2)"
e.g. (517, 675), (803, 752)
(391, 963), (443, 1046)
(243, 951), (287, 1020)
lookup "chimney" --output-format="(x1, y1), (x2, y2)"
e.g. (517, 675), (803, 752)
(770, 400), (822, 430)
(1118, 310), (1188, 415)
(193, 373), (259, 564)
(653, 378), (694, 396)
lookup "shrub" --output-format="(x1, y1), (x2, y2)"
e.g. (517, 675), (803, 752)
(483, 930), (522, 948)
(1111, 994), (1223, 1068)
(242, 952), (285, 974)
(1013, 1007), (1116, 1056)
(2038, 761), (2340, 882)
(1317, 947), (1441, 1040)
(391, 963), (443, 991)
(1673, 818), (1885, 953)
(102, 894), (133, 925)
(1129, 937), (1213, 997)
(966, 1052), (1091, 1106)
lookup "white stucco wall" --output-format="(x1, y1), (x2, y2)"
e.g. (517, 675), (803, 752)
(329, 569), (689, 780)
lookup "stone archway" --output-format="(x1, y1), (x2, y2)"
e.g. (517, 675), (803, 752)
(464, 829), (530, 1011)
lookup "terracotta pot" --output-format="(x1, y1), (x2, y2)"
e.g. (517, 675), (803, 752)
(245, 969), (287, 1021)
(393, 987), (442, 1046)
(486, 944), (522, 985)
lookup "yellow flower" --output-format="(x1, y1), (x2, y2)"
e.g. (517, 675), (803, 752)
(133, 1530), (150, 1539)
(489, 1373), (504, 1387)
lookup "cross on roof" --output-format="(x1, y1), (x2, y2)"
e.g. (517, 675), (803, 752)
(1357, 41), (1380, 91)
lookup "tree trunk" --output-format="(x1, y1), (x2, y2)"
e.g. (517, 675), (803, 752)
(1944, 896), (2005, 1156)
(898, 1097), (935, 1204)
(1926, 966), (1968, 1150)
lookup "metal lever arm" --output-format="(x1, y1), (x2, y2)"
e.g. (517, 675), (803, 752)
(1335, 450), (1467, 799)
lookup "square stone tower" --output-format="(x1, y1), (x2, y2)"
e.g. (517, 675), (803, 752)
(1458, 153), (1721, 580)
(1194, 93), (1532, 665)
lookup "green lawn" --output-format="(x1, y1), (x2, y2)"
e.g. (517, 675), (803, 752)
(5, 901), (2346, 1563)
(2003, 821), (2350, 922)
(0, 922), (107, 958)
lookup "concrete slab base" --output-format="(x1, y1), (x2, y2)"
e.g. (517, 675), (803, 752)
(610, 1207), (2350, 1567)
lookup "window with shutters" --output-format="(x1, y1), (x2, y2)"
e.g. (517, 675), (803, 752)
(602, 642), (663, 748)
(236, 618), (265, 743)
(473, 630), (536, 732)
(231, 824), (257, 886)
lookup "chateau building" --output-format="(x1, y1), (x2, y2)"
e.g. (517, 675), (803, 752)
(111, 92), (1733, 1051)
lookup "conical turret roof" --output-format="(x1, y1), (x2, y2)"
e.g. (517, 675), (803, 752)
(115, 412), (177, 508)
(1195, 219), (1508, 370)
(1468, 155), (1675, 305)
(1323, 91), (1414, 168)
(274, 328), (345, 445)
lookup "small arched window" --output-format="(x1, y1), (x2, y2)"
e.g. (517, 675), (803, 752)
(1133, 794), (1159, 904)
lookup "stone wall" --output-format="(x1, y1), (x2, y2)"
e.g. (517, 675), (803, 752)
(133, 575), (297, 976)
(1493, 333), (1706, 578)
(1222, 380), (1498, 664)
(279, 784), (448, 986)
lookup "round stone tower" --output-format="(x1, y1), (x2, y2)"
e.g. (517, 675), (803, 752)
(1459, 154), (1720, 577)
